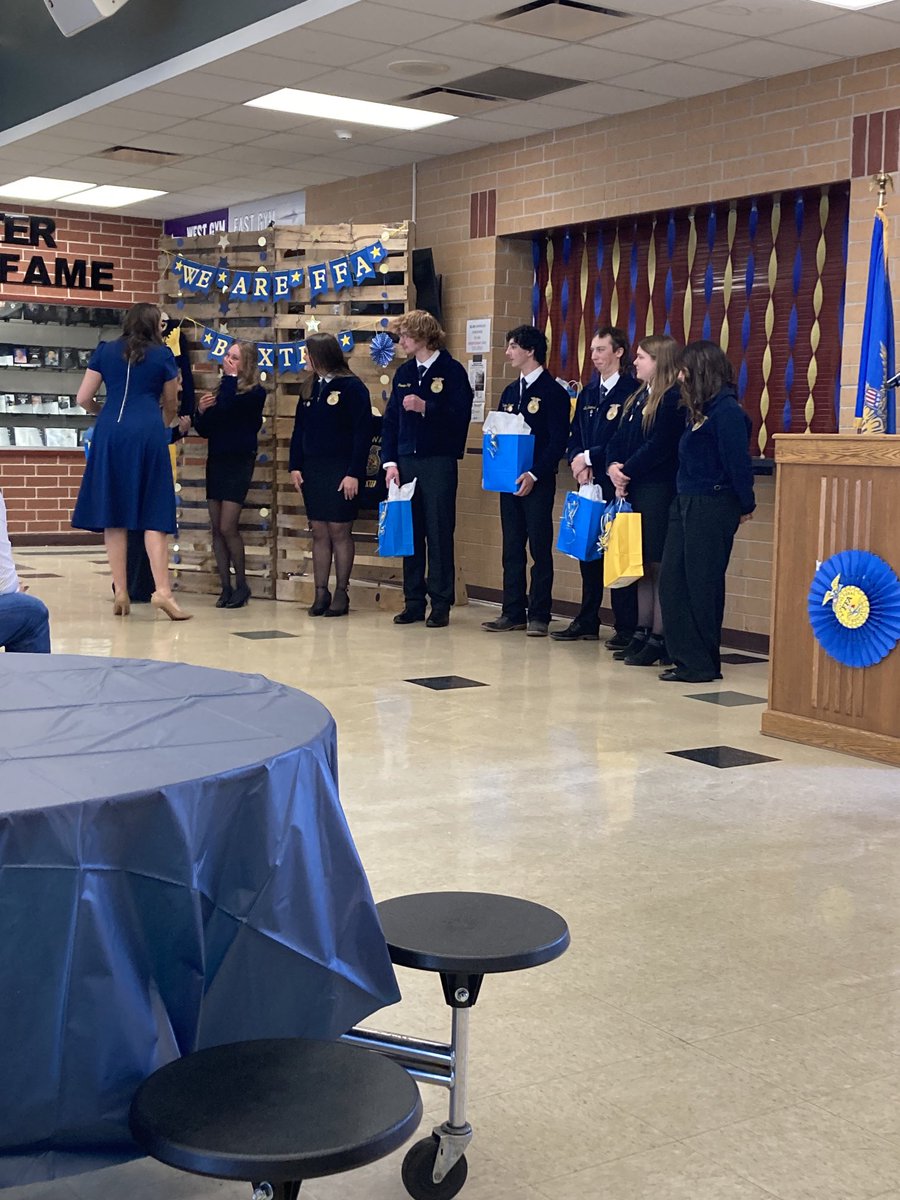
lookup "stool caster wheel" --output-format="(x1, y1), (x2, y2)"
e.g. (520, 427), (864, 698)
(401, 1133), (468, 1200)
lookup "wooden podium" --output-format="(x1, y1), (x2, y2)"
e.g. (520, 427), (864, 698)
(761, 434), (900, 765)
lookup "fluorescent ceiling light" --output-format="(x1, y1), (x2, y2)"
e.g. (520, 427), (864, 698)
(246, 88), (456, 131)
(808, 0), (894, 8)
(0, 176), (94, 200)
(56, 185), (167, 207)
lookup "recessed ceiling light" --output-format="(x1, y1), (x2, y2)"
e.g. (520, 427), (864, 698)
(0, 176), (94, 200)
(55, 185), (167, 207)
(808, 0), (894, 8)
(388, 60), (452, 81)
(245, 88), (456, 131)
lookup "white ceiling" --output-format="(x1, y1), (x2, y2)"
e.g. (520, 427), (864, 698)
(4, 0), (900, 220)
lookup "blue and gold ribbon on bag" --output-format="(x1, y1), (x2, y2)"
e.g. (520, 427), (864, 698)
(808, 549), (900, 668)
(487, 432), (499, 458)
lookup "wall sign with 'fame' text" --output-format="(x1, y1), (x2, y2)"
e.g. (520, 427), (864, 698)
(0, 214), (115, 293)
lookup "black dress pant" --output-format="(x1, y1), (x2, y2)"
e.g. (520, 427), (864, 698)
(659, 493), (742, 676)
(499, 476), (556, 624)
(398, 454), (458, 615)
(126, 529), (154, 603)
(575, 560), (637, 635)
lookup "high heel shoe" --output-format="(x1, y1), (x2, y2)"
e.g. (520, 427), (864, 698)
(225, 583), (251, 609)
(324, 587), (349, 618)
(307, 587), (331, 617)
(215, 586), (233, 609)
(113, 590), (130, 617)
(151, 591), (193, 621)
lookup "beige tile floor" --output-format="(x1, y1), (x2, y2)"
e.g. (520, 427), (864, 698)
(7, 548), (900, 1200)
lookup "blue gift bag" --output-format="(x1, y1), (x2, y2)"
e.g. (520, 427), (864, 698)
(482, 432), (534, 493)
(377, 498), (414, 557)
(556, 491), (606, 562)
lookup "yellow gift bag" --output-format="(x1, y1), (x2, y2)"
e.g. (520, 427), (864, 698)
(603, 500), (644, 588)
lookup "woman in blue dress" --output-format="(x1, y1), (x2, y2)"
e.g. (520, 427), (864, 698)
(72, 302), (191, 620)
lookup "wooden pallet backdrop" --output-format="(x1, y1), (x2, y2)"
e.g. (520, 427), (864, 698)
(158, 222), (412, 604)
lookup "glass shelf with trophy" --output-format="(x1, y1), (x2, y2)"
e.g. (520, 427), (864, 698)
(0, 301), (127, 451)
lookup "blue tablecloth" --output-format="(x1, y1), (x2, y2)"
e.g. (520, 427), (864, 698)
(0, 655), (400, 1187)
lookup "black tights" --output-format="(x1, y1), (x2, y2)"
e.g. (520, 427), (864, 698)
(208, 499), (246, 591)
(310, 520), (354, 592)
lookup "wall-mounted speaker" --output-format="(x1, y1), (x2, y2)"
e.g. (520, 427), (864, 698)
(44, 0), (133, 38)
(412, 248), (443, 325)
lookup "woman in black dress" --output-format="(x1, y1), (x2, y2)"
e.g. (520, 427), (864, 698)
(193, 341), (266, 609)
(289, 332), (372, 618)
(606, 333), (683, 666)
(659, 341), (755, 683)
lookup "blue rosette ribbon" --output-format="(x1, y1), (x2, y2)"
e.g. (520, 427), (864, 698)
(808, 549), (900, 668)
(560, 493), (578, 547)
(369, 332), (396, 368)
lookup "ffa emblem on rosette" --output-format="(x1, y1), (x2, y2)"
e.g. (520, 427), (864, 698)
(606, 404), (620, 421)
(430, 378), (444, 393)
(807, 549), (900, 668)
(527, 398), (540, 414)
(327, 391), (340, 406)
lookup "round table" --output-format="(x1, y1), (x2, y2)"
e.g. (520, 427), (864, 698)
(0, 654), (399, 1188)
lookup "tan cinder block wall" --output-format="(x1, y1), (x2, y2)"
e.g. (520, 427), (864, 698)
(308, 50), (900, 645)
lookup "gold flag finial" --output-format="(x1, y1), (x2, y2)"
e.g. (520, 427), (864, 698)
(871, 171), (894, 209)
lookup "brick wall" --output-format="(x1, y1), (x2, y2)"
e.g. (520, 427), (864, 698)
(1, 451), (88, 538)
(306, 48), (900, 646)
(0, 203), (161, 538)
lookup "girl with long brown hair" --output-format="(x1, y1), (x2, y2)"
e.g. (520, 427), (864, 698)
(72, 302), (191, 620)
(193, 340), (267, 609)
(605, 333), (683, 665)
(659, 341), (755, 683)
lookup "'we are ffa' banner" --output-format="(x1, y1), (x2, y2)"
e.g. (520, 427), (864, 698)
(175, 241), (386, 302)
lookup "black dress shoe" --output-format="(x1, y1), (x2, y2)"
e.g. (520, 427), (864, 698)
(605, 631), (633, 651)
(550, 623), (600, 641)
(394, 609), (425, 624)
(624, 634), (667, 666)
(224, 583), (250, 608)
(613, 630), (648, 660)
(426, 611), (449, 628)
(526, 620), (549, 637)
(215, 586), (233, 609)
(482, 616), (526, 632)
(659, 667), (721, 683)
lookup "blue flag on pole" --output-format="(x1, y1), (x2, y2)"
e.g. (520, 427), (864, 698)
(855, 209), (896, 435)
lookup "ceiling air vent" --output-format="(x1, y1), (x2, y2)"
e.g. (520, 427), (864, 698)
(484, 0), (637, 41)
(399, 88), (514, 117)
(97, 146), (183, 165)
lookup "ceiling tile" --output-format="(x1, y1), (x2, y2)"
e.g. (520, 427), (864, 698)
(418, 115), (529, 145)
(128, 133), (233, 157)
(776, 13), (900, 56)
(251, 29), (385, 66)
(606, 0), (713, 12)
(115, 93), (227, 120)
(674, 0), (838, 38)
(375, 129), (493, 155)
(345, 46), (486, 86)
(58, 155), (157, 178)
(685, 38), (838, 77)
(375, 0), (513, 17)
(480, 100), (600, 130)
(71, 108), (175, 135)
(512, 43), (661, 82)
(197, 146), (286, 169)
(250, 131), (343, 155)
(165, 119), (271, 145)
(631, 60), (753, 98)
(306, 1), (462, 43)
(17, 133), (110, 155)
(304, 71), (429, 103)
(587, 17), (744, 58)
(548, 81), (671, 115)
(202, 104), (322, 133)
(155, 74), (265, 104)
(411, 26), (570, 66)
(195, 53), (329, 88)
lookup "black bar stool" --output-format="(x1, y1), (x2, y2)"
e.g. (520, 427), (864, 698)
(129, 1037), (423, 1200)
(343, 891), (570, 1200)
